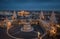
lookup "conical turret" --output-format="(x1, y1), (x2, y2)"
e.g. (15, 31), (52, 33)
(13, 11), (17, 19)
(39, 11), (44, 20)
(50, 11), (57, 24)
(12, 11), (17, 20)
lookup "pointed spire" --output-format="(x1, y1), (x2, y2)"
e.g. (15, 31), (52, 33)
(13, 11), (17, 19)
(50, 11), (57, 24)
(39, 11), (44, 20)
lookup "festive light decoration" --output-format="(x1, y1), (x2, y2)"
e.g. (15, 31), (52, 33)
(3, 11), (58, 39)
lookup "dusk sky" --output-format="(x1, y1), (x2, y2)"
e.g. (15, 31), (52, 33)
(0, 0), (60, 11)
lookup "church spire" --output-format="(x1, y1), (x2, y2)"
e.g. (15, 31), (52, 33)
(50, 11), (57, 25)
(39, 11), (44, 20)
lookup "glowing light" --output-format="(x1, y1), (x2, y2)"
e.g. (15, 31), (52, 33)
(56, 25), (60, 28)
(18, 11), (30, 17)
(7, 21), (11, 30)
(18, 11), (24, 16)
(38, 32), (40, 38)
(50, 27), (56, 35)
